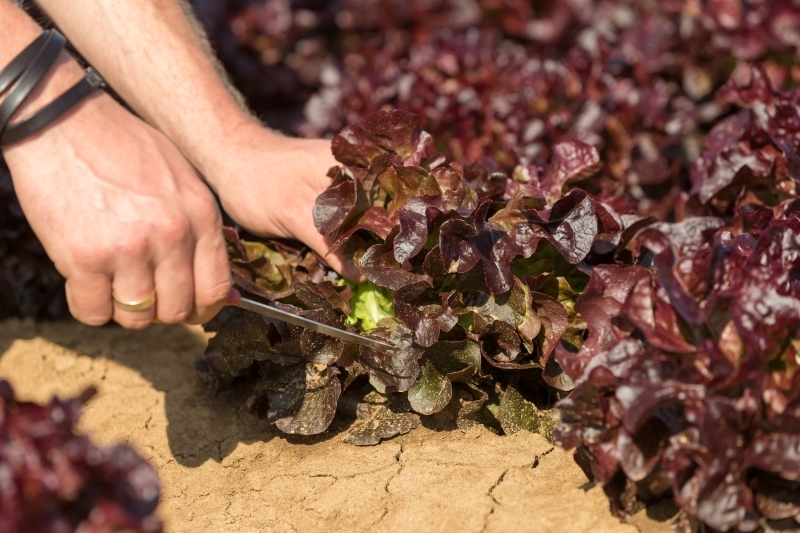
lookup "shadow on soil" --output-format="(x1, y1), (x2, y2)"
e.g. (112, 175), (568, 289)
(0, 320), (360, 468)
(0, 320), (470, 468)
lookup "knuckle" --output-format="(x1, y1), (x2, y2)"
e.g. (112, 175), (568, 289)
(156, 213), (191, 244)
(195, 197), (223, 231)
(115, 234), (149, 259)
(70, 242), (110, 270)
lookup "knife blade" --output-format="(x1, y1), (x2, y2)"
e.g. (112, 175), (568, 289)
(234, 297), (395, 351)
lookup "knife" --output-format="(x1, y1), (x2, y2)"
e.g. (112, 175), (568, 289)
(234, 297), (395, 351)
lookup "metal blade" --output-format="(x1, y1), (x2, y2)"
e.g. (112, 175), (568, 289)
(234, 297), (394, 351)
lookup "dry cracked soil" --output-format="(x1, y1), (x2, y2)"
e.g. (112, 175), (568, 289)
(0, 319), (677, 533)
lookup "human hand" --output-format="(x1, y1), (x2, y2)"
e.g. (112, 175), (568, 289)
(3, 62), (234, 329)
(204, 123), (362, 280)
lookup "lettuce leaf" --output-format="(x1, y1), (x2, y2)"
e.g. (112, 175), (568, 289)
(0, 380), (162, 532)
(343, 280), (396, 331)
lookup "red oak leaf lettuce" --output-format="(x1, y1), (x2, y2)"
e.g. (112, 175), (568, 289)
(555, 214), (800, 531)
(0, 380), (162, 533)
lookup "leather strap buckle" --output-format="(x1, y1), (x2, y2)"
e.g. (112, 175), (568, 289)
(0, 33), (106, 147)
(85, 67), (106, 89)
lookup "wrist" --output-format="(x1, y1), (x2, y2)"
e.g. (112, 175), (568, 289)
(197, 118), (287, 193)
(2, 75), (109, 163)
(0, 3), (87, 131)
(0, 50), (85, 132)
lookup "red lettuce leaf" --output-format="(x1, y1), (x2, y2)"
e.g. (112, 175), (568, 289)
(0, 380), (162, 533)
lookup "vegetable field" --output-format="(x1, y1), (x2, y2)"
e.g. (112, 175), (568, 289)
(3, 0), (800, 531)
(0, 320), (667, 533)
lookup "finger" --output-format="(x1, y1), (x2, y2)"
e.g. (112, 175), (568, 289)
(153, 252), (194, 325)
(185, 228), (232, 325)
(111, 263), (156, 330)
(65, 273), (113, 326)
(326, 249), (364, 283)
(305, 231), (365, 282)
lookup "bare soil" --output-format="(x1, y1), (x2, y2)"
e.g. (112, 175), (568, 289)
(0, 319), (676, 533)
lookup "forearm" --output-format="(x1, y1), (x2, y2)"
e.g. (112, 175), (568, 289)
(32, 0), (270, 182)
(0, 2), (42, 64)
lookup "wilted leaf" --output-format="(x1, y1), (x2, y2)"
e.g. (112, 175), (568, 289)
(498, 378), (539, 436)
(209, 307), (289, 373)
(265, 363), (342, 435)
(299, 309), (349, 365)
(426, 340), (482, 378)
(228, 239), (297, 300)
(456, 383), (502, 434)
(199, 335), (235, 394)
(358, 324), (422, 391)
(341, 392), (421, 446)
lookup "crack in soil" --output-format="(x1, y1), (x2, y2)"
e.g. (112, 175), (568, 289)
(481, 468), (509, 532)
(479, 446), (555, 532)
(263, 463), (398, 486)
(531, 446), (555, 469)
(372, 507), (389, 527)
(372, 445), (405, 528)
(384, 444), (405, 493)
(409, 459), (497, 467)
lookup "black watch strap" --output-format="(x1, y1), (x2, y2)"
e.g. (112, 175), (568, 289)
(1, 69), (106, 147)
(0, 31), (51, 95)
(0, 30), (66, 133)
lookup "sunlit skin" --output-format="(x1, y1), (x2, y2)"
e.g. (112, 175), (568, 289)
(0, 0), (350, 330)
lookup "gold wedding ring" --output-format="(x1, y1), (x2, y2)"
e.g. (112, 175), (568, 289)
(112, 289), (156, 313)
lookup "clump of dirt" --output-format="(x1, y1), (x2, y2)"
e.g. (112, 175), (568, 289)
(0, 319), (674, 533)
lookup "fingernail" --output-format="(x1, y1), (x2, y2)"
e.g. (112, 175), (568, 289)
(226, 288), (242, 306)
